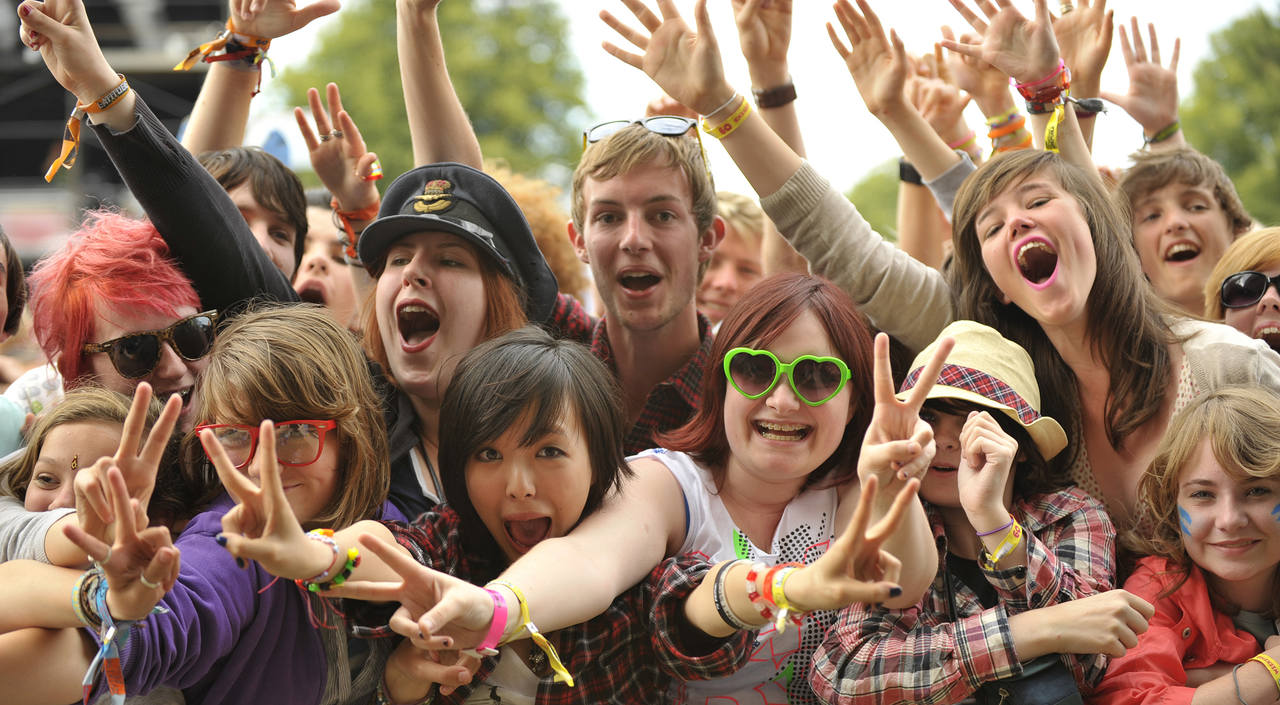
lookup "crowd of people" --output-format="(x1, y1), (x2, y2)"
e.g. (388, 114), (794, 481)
(0, 0), (1278, 703)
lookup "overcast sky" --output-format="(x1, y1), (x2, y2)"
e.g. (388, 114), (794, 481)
(261, 0), (1268, 195)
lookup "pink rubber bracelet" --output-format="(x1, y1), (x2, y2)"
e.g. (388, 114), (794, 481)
(477, 588), (508, 656)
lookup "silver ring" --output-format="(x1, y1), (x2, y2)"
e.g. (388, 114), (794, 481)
(1059, 2), (1074, 13)
(139, 574), (161, 590)
(95, 546), (112, 567)
(330, 129), (344, 139)
(319, 133), (332, 142)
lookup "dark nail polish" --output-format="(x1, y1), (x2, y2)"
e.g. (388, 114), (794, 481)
(442, 638), (452, 648)
(215, 535), (227, 547)
(235, 557), (246, 569)
(889, 586), (903, 598)
(418, 631), (425, 640)
(20, 5), (30, 16)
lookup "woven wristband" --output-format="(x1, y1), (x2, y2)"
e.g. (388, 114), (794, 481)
(45, 75), (130, 182)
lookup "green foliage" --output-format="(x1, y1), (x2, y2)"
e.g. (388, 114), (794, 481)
(1181, 6), (1280, 226)
(846, 158), (899, 242)
(278, 0), (586, 185)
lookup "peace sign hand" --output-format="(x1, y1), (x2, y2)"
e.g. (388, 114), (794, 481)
(203, 421), (329, 580)
(64, 466), (181, 621)
(859, 333), (954, 484)
(782, 474), (919, 611)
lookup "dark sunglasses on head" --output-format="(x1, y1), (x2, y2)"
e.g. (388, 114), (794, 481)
(723, 347), (852, 407)
(1220, 271), (1280, 309)
(82, 310), (219, 379)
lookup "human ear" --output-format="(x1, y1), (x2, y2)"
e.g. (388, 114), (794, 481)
(698, 215), (726, 263)
(566, 220), (589, 264)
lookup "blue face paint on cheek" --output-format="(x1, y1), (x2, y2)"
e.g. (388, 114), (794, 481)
(1179, 505), (1193, 535)
(1272, 503), (1280, 523)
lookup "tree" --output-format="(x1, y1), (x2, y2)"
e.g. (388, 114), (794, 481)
(278, 0), (586, 184)
(845, 158), (899, 243)
(1181, 6), (1280, 226)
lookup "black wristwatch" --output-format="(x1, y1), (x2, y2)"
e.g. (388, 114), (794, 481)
(899, 158), (924, 186)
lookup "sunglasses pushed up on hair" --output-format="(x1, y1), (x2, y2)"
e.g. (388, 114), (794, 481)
(1220, 271), (1280, 309)
(583, 116), (713, 185)
(723, 347), (852, 406)
(81, 310), (219, 379)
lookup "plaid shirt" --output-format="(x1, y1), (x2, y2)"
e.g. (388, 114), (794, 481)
(377, 508), (751, 705)
(809, 487), (1117, 705)
(551, 294), (713, 455)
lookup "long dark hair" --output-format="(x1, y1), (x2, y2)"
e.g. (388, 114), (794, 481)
(438, 326), (630, 581)
(950, 150), (1176, 474)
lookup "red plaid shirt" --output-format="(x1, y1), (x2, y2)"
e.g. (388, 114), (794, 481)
(809, 487), (1117, 705)
(550, 294), (713, 455)
(376, 508), (751, 705)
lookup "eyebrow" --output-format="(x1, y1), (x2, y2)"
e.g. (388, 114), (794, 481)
(977, 181), (1054, 227)
(589, 194), (684, 209)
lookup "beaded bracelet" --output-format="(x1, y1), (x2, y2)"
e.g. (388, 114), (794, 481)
(301, 529), (342, 584)
(712, 559), (754, 631)
(486, 580), (574, 687)
(743, 562), (776, 623)
(298, 547), (360, 592)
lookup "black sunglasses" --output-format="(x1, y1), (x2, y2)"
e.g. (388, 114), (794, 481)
(1220, 271), (1280, 309)
(82, 310), (220, 379)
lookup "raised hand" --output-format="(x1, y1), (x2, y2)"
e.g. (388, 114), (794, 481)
(600, 0), (734, 116)
(940, 25), (1012, 115)
(73, 383), (183, 544)
(859, 333), (954, 483)
(1051, 0), (1113, 90)
(17, 0), (121, 105)
(826, 0), (910, 118)
(230, 0), (340, 40)
(1098, 18), (1180, 136)
(295, 83), (381, 212)
(64, 467), (180, 621)
(908, 54), (973, 145)
(782, 475), (919, 611)
(954, 411), (1019, 531)
(202, 421), (326, 580)
(732, 0), (792, 87)
(339, 533), (496, 653)
(943, 0), (1059, 86)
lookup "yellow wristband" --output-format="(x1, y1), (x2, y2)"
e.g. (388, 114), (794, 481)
(1251, 654), (1280, 695)
(486, 580), (574, 687)
(702, 96), (752, 139)
(980, 520), (1024, 571)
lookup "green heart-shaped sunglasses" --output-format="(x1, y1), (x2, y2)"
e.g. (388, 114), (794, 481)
(722, 347), (851, 406)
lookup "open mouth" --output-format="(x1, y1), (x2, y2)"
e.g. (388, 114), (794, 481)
(1256, 326), (1280, 352)
(928, 464), (958, 474)
(754, 420), (811, 442)
(397, 303), (440, 348)
(504, 517), (552, 552)
(619, 271), (661, 293)
(296, 281), (328, 305)
(1163, 242), (1201, 263)
(1015, 237), (1059, 288)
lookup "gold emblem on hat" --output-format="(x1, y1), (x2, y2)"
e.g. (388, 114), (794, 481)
(412, 179), (455, 214)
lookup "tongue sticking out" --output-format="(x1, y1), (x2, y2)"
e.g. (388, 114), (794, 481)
(619, 273), (661, 292)
(398, 305), (440, 345)
(1016, 241), (1059, 285)
(505, 517), (552, 550)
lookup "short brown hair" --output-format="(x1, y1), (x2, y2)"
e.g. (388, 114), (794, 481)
(659, 273), (874, 490)
(186, 304), (389, 529)
(199, 147), (309, 270)
(1202, 227), (1280, 319)
(362, 249), (527, 390)
(1119, 148), (1253, 237)
(1125, 386), (1280, 615)
(951, 150), (1177, 474)
(570, 124), (716, 240)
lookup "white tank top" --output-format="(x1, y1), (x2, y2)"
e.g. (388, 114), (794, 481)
(634, 449), (839, 705)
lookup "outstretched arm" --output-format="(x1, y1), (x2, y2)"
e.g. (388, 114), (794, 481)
(398, 0), (484, 168)
(180, 0), (340, 154)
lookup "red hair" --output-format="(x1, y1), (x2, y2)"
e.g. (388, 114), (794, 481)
(27, 210), (200, 385)
(659, 273), (874, 490)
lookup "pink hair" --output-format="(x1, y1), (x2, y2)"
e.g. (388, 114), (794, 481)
(28, 210), (200, 385)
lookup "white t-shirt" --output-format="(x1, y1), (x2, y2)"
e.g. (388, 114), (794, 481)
(634, 448), (839, 705)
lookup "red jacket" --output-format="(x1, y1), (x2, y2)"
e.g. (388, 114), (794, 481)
(1088, 556), (1260, 705)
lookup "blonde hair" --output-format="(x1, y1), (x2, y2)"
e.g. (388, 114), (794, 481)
(0, 387), (160, 499)
(188, 305), (389, 529)
(1203, 227), (1280, 319)
(1126, 386), (1280, 614)
(715, 191), (764, 250)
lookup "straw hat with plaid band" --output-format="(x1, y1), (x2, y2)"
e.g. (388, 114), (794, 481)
(897, 321), (1068, 461)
